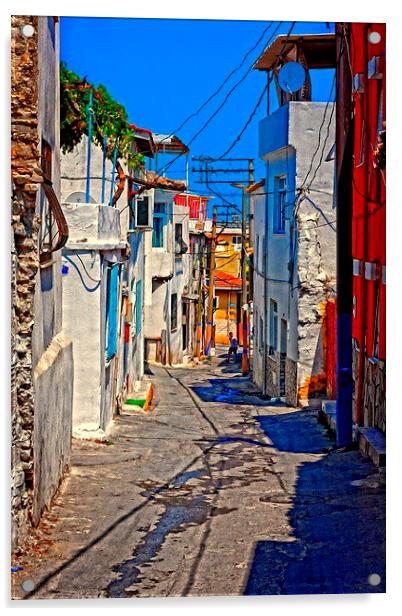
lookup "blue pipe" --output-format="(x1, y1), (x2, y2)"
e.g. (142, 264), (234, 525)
(85, 88), (93, 203)
(109, 135), (119, 206)
(101, 130), (108, 203)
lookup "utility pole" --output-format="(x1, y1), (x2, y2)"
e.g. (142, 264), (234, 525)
(248, 159), (255, 247)
(195, 249), (204, 359)
(205, 206), (217, 357)
(241, 188), (249, 375)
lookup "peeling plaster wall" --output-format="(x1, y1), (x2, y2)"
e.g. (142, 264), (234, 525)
(11, 16), (74, 547)
(289, 102), (336, 404)
(255, 102), (335, 405)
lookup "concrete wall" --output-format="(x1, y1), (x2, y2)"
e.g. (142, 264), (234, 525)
(62, 250), (102, 427)
(32, 333), (73, 525)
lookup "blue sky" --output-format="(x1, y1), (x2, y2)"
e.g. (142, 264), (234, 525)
(60, 17), (335, 215)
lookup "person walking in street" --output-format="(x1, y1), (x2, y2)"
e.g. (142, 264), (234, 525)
(227, 331), (238, 363)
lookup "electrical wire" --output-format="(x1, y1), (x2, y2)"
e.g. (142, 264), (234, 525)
(217, 21), (296, 160)
(157, 21), (284, 177)
(156, 21), (276, 147)
(299, 73), (336, 191)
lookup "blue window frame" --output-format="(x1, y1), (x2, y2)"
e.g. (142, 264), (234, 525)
(105, 264), (119, 361)
(135, 280), (142, 336)
(273, 176), (287, 233)
(152, 203), (166, 248)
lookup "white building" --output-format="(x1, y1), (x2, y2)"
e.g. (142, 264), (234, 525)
(60, 136), (148, 436)
(253, 35), (336, 406)
(143, 190), (195, 365)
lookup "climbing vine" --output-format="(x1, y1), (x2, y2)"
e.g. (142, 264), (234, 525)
(60, 62), (145, 171)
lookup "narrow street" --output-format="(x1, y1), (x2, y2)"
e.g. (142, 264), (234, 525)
(13, 352), (385, 599)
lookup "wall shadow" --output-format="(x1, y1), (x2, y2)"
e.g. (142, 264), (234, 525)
(244, 410), (386, 594)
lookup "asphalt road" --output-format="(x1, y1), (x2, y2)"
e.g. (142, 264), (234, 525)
(12, 354), (386, 600)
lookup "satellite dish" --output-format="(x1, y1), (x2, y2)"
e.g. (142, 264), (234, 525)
(65, 191), (96, 204)
(278, 62), (306, 94)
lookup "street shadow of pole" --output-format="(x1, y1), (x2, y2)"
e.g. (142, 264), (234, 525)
(243, 410), (386, 595)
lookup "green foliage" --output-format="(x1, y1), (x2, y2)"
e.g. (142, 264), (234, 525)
(60, 62), (145, 171)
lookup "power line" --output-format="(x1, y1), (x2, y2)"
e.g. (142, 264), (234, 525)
(217, 21), (296, 160)
(157, 21), (284, 177)
(156, 21), (276, 147)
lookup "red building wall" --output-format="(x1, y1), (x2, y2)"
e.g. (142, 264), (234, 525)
(350, 23), (386, 428)
(174, 194), (208, 220)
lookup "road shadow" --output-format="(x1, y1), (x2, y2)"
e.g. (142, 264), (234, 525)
(243, 410), (386, 594)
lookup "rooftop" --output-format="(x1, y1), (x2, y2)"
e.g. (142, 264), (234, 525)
(254, 33), (336, 71)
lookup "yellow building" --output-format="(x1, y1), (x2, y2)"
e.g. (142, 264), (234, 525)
(213, 228), (243, 345)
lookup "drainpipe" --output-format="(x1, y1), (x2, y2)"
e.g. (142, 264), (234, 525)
(85, 88), (93, 203)
(335, 23), (354, 446)
(109, 136), (119, 206)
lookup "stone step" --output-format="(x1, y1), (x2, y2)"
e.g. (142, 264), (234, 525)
(319, 399), (337, 432)
(122, 381), (154, 413)
(356, 426), (386, 467)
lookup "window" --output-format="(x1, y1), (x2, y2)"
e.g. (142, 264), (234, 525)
(269, 299), (278, 353)
(259, 315), (264, 352)
(137, 196), (151, 227)
(171, 293), (178, 331)
(134, 280), (142, 335)
(175, 223), (183, 254)
(280, 318), (287, 355)
(274, 176), (287, 233)
(105, 265), (120, 361)
(152, 203), (166, 248)
(232, 236), (242, 252)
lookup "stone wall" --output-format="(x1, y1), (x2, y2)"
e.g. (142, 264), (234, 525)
(352, 346), (385, 432)
(11, 16), (74, 548)
(11, 15), (41, 548)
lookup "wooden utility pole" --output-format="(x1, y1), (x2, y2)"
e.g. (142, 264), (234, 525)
(248, 159), (255, 247)
(205, 206), (217, 357)
(195, 249), (204, 359)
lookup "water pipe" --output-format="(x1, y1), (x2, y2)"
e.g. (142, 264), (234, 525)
(85, 88), (93, 203)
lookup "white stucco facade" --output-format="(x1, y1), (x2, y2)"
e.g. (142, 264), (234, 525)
(61, 138), (147, 418)
(61, 202), (126, 435)
(144, 190), (194, 365)
(253, 101), (336, 406)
